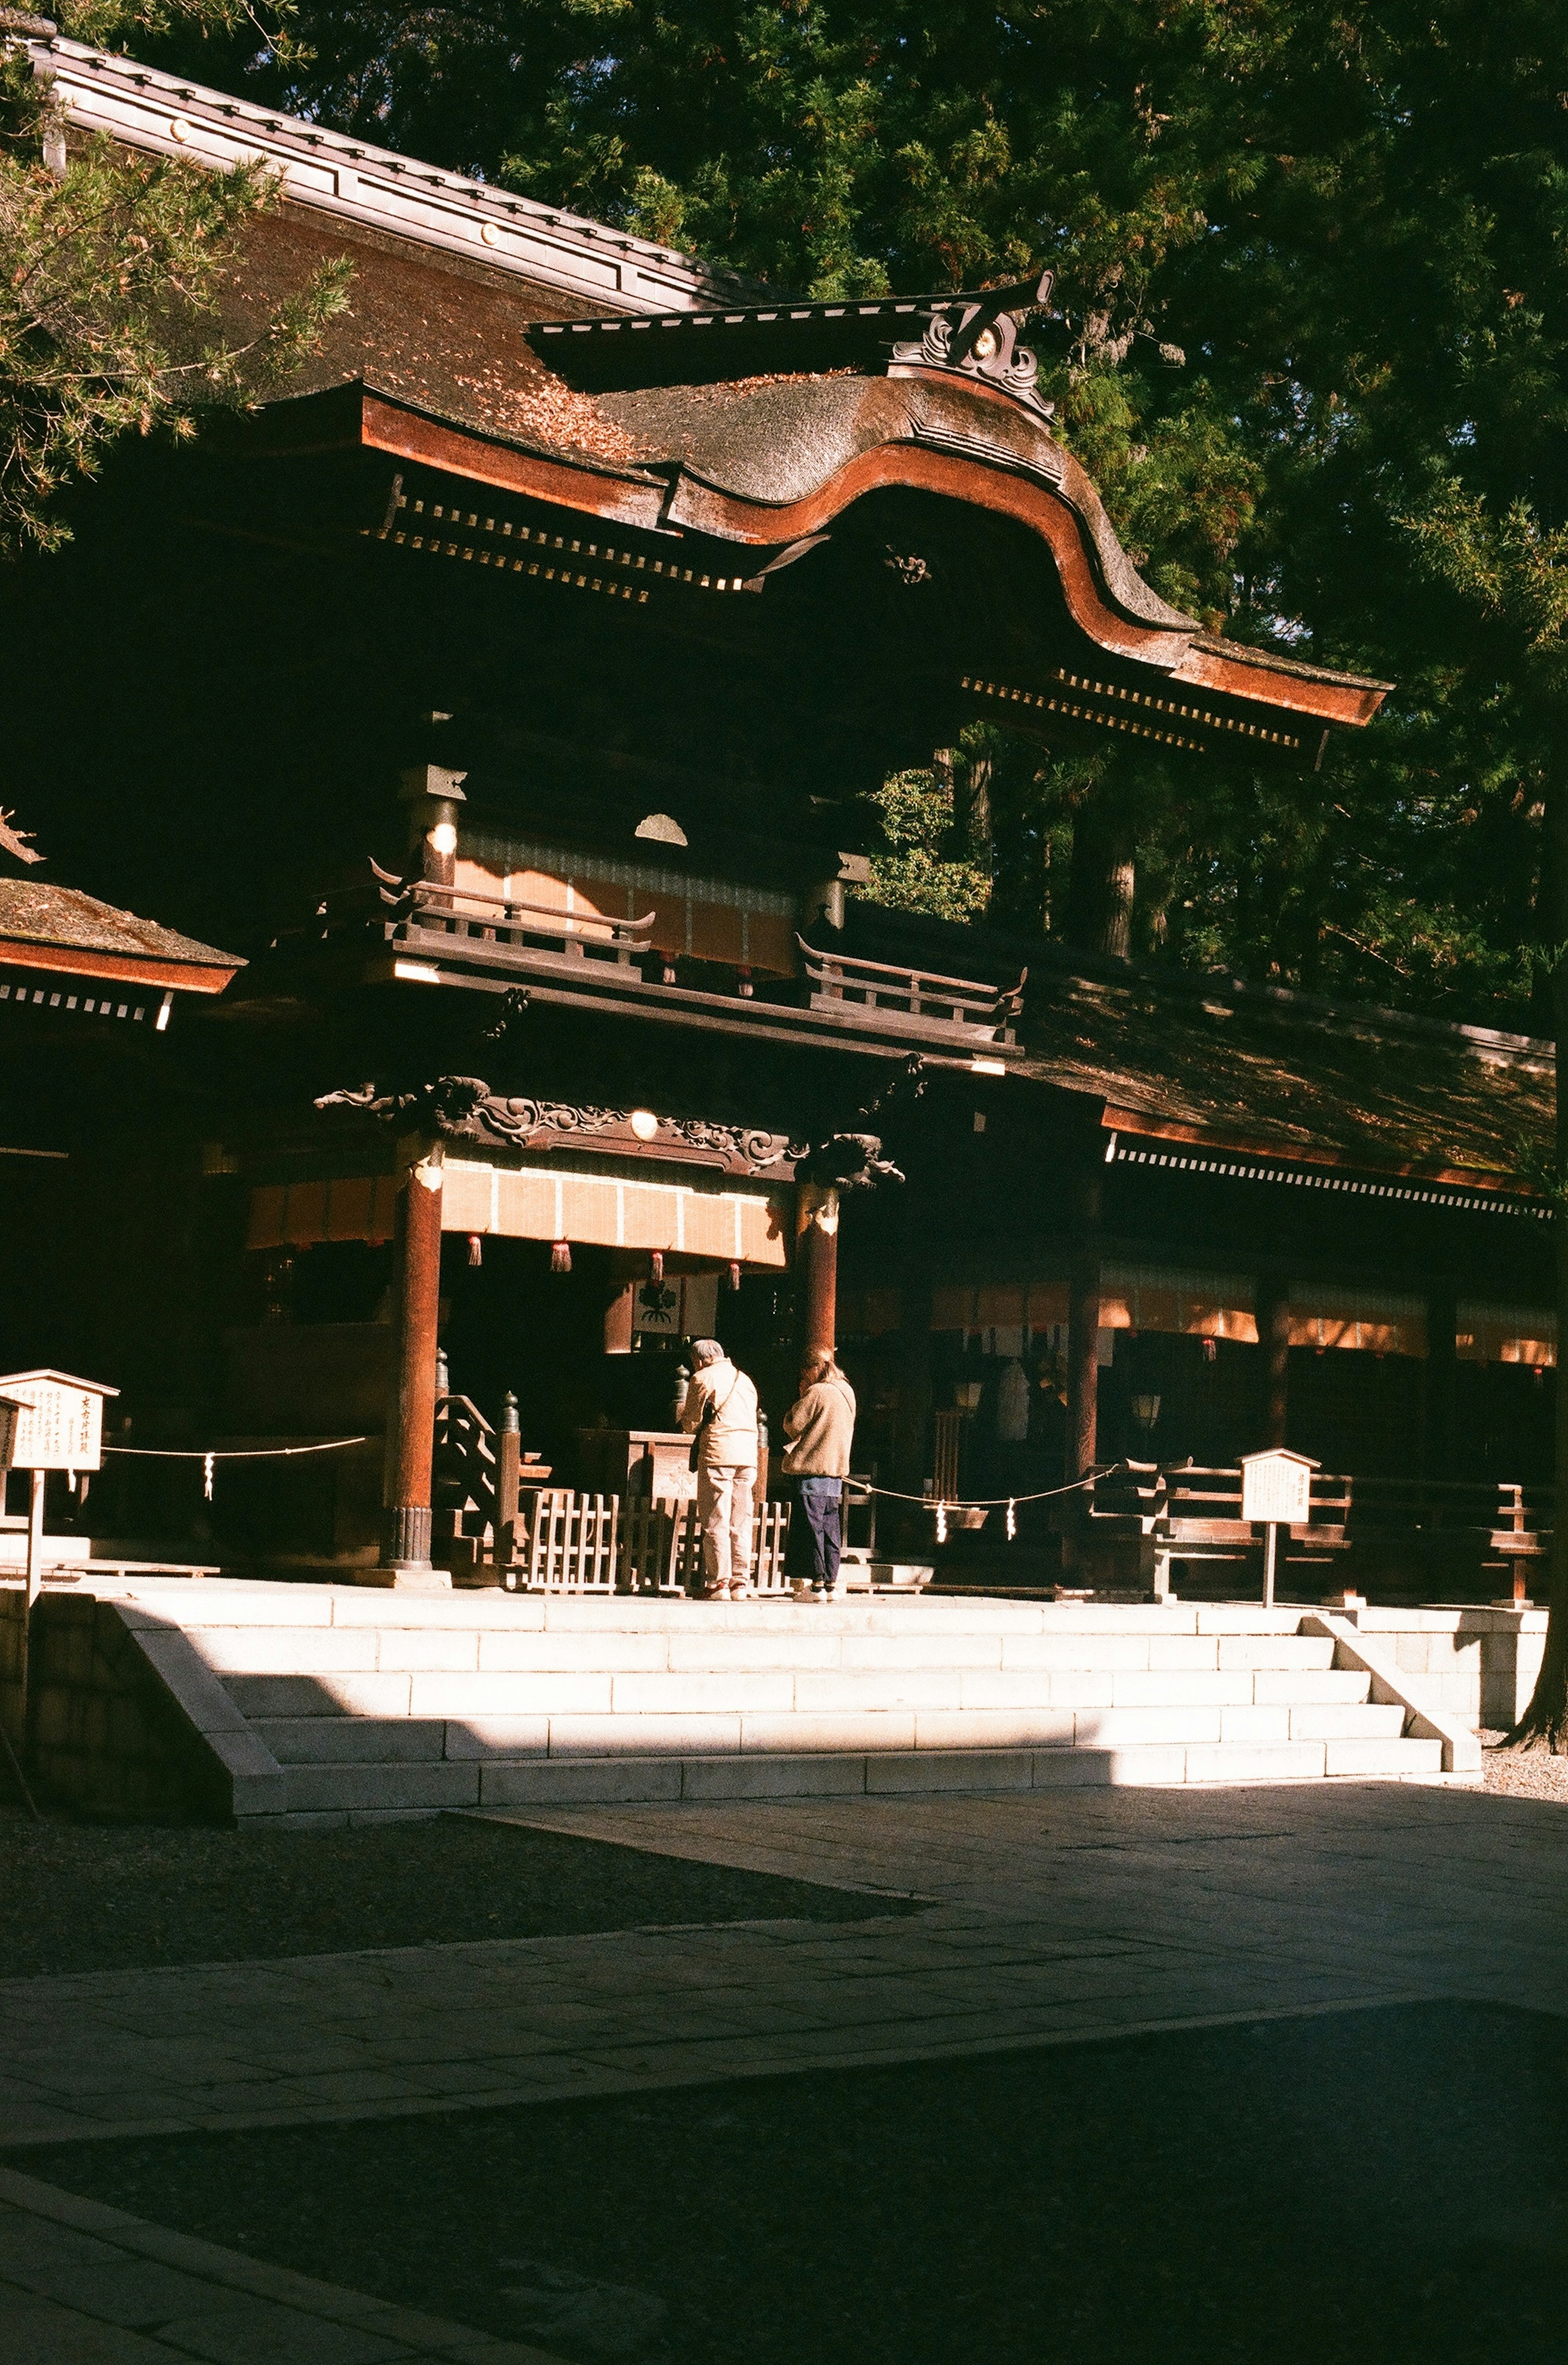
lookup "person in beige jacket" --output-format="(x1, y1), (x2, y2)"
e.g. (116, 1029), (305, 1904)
(782, 1350), (857, 1598)
(679, 1338), (761, 1599)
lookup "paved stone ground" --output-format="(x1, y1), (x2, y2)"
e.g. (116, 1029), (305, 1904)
(26, 2000), (1568, 2365)
(7, 1780), (1568, 2360)
(2, 1781), (1566, 2153)
(0, 2162), (566, 2363)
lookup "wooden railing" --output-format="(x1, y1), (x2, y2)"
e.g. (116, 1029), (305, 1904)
(374, 862), (655, 974)
(1084, 1463), (1556, 1601)
(1348, 1475), (1553, 1599)
(798, 935), (1024, 1042)
(432, 1392), (497, 1566)
(1085, 1460), (1352, 1600)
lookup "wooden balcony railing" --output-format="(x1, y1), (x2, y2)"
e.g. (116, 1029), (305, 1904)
(372, 861), (655, 975)
(798, 935), (1025, 1042)
(300, 863), (1028, 1051)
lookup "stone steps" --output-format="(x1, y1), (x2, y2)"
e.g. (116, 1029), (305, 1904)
(71, 1581), (1468, 1822)
(263, 1732), (1448, 1821)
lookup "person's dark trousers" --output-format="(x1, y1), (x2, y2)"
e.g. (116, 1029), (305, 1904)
(790, 1474), (844, 1588)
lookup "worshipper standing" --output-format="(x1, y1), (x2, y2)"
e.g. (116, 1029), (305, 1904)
(782, 1349), (857, 1599)
(679, 1336), (761, 1599)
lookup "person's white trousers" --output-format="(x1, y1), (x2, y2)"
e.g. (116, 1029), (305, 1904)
(697, 1463), (756, 1590)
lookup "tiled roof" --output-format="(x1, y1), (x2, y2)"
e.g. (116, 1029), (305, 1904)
(843, 905), (1552, 1188)
(26, 31), (754, 312)
(0, 879), (241, 971)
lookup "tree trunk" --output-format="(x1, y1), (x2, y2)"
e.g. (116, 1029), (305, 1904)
(1510, 777), (1568, 1744)
(1068, 795), (1135, 958)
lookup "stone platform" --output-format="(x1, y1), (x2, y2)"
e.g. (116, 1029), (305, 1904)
(2, 1581), (1492, 1824)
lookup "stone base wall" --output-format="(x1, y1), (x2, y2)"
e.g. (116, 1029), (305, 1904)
(0, 1587), (232, 1820)
(1345, 1608), (1547, 1730)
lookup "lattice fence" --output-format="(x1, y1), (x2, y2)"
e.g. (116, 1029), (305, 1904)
(616, 1494), (793, 1594)
(506, 1489), (794, 1595)
(522, 1490), (621, 1592)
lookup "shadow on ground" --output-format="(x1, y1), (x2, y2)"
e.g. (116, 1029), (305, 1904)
(0, 1808), (916, 1978)
(23, 2000), (1568, 2365)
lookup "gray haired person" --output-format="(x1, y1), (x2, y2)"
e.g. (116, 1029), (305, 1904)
(679, 1337), (761, 1599)
(782, 1349), (857, 1599)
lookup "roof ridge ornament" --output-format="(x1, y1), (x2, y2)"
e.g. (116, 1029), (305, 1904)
(891, 270), (1055, 419)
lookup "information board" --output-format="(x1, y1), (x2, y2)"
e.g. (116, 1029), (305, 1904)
(0, 1370), (118, 1472)
(1240, 1449), (1314, 1527)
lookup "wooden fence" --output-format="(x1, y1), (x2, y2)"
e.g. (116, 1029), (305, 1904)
(505, 1490), (792, 1594)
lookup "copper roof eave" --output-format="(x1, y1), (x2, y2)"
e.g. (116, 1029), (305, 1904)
(0, 939), (242, 994)
(1100, 1101), (1531, 1199)
(302, 385), (1389, 733)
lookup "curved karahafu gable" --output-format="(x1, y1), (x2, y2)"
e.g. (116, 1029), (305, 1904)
(328, 363), (1387, 737)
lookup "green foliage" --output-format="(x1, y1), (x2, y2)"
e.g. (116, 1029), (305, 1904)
(864, 765), (991, 924)
(0, 9), (349, 556)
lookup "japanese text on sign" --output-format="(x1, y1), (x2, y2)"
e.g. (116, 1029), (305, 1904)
(4, 1381), (105, 1472)
(1241, 1451), (1312, 1526)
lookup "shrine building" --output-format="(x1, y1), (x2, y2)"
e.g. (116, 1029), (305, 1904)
(0, 25), (1554, 1599)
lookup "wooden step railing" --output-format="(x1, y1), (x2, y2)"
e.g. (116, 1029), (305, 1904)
(433, 1391), (497, 1554)
(798, 935), (1024, 1042)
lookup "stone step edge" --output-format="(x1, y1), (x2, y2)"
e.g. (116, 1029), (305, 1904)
(259, 1736), (1457, 1822)
(1303, 1611), (1482, 1773)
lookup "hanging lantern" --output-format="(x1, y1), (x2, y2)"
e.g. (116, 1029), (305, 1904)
(727, 1260), (742, 1294)
(650, 1249), (664, 1286)
(467, 1233), (483, 1268)
(551, 1239), (572, 1274)
(1202, 1335), (1218, 1364)
(661, 960), (677, 986)
(736, 964), (754, 999)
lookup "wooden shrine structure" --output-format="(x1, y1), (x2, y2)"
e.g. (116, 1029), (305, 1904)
(0, 28), (1552, 1590)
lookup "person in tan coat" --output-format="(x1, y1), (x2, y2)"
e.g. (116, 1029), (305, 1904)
(679, 1338), (760, 1599)
(782, 1350), (857, 1598)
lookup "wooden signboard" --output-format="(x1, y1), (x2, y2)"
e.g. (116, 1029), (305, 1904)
(0, 1396), (21, 1474)
(0, 1369), (118, 1473)
(1240, 1448), (1318, 1608)
(1240, 1448), (1314, 1528)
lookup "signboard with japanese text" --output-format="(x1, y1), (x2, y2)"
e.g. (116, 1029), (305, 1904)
(0, 1370), (118, 1472)
(1240, 1448), (1315, 1527)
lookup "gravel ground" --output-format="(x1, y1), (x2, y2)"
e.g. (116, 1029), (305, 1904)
(0, 1808), (914, 1980)
(1480, 1733), (1568, 1799)
(27, 2000), (1567, 2365)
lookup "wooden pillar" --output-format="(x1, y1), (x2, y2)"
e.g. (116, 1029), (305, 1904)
(797, 1184), (839, 1359)
(496, 1391), (521, 1568)
(1425, 1284), (1458, 1480)
(399, 762), (466, 889)
(1065, 1162), (1103, 1481)
(381, 1143), (448, 1586)
(1257, 1278), (1291, 1447)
